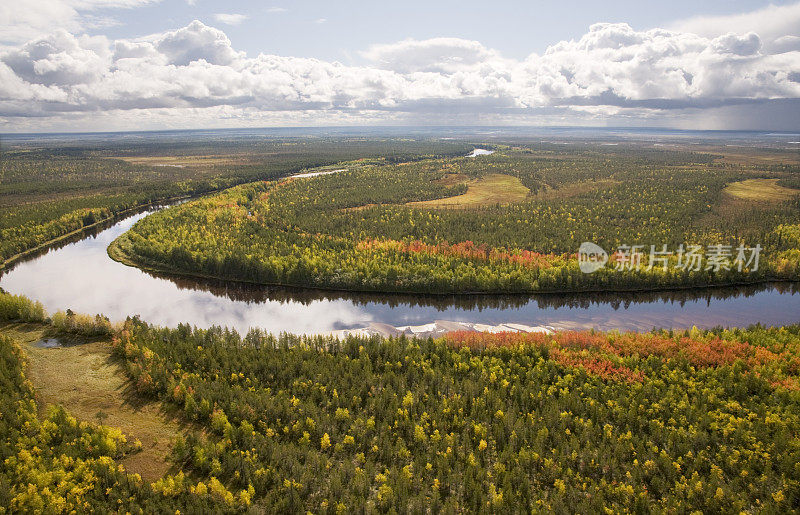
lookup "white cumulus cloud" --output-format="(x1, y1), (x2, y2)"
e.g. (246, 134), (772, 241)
(0, 0), (160, 47)
(362, 37), (509, 74)
(213, 13), (248, 26)
(669, 2), (800, 53)
(152, 20), (243, 66)
(1, 4), (800, 131)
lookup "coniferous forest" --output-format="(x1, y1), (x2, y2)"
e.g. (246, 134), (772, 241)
(111, 145), (800, 294)
(1, 137), (471, 267)
(3, 0), (800, 510)
(1, 135), (799, 513)
(1, 290), (800, 512)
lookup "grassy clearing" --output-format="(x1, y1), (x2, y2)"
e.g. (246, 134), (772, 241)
(110, 154), (256, 169)
(0, 322), (188, 481)
(723, 178), (800, 201)
(407, 173), (529, 209)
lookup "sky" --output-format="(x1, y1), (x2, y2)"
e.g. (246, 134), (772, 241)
(1, 0), (799, 132)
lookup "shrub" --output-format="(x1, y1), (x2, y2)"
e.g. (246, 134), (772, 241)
(0, 291), (46, 323)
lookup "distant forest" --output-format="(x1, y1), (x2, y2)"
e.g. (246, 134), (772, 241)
(112, 144), (800, 293)
(0, 136), (471, 265)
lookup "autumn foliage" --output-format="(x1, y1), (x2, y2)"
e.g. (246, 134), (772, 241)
(115, 147), (800, 294)
(444, 329), (792, 384)
(96, 317), (800, 512)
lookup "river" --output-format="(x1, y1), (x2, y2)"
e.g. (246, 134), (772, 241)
(2, 204), (800, 335)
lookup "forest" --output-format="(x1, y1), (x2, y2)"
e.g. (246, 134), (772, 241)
(0, 330), (255, 513)
(111, 145), (800, 294)
(111, 318), (800, 512)
(0, 136), (471, 266)
(0, 136), (799, 512)
(2, 136), (800, 512)
(1, 289), (798, 512)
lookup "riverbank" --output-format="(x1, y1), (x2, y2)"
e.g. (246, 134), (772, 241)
(0, 194), (194, 274)
(4, 209), (800, 334)
(108, 232), (800, 298)
(333, 319), (553, 339)
(1, 161), (356, 275)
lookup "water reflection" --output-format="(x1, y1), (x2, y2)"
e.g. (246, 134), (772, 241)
(147, 271), (800, 311)
(2, 206), (800, 335)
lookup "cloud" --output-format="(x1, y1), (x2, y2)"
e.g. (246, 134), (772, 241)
(518, 22), (800, 105)
(315, 18), (327, 24)
(362, 37), (507, 74)
(669, 3), (800, 53)
(772, 35), (800, 53)
(153, 20), (243, 65)
(0, 0), (159, 46)
(265, 7), (287, 14)
(1, 4), (800, 131)
(212, 13), (248, 26)
(3, 30), (111, 86)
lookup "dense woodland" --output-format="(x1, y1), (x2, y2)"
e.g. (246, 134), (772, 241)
(1, 291), (799, 512)
(0, 137), (471, 264)
(0, 330), (256, 512)
(2, 139), (800, 512)
(113, 146), (800, 293)
(115, 319), (800, 512)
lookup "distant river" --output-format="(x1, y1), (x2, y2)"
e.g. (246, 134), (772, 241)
(2, 205), (800, 335)
(467, 148), (494, 157)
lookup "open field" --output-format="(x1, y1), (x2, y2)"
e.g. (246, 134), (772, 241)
(651, 144), (800, 166)
(0, 322), (188, 481)
(433, 172), (469, 186)
(111, 154), (257, 168)
(713, 149), (800, 166)
(406, 173), (529, 208)
(723, 178), (800, 201)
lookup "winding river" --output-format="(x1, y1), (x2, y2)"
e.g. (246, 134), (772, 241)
(2, 203), (800, 335)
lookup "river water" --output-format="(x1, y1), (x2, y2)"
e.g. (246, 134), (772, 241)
(2, 205), (800, 335)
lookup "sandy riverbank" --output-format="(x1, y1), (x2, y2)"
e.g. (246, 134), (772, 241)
(332, 320), (553, 339)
